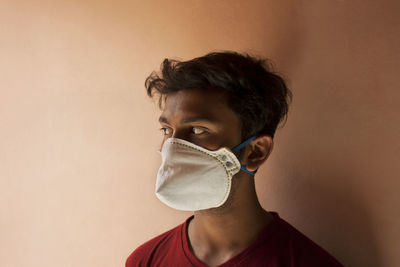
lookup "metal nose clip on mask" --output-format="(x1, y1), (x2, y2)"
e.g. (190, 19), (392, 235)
(155, 136), (257, 211)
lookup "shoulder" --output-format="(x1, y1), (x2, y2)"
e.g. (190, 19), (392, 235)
(269, 212), (343, 266)
(125, 221), (185, 267)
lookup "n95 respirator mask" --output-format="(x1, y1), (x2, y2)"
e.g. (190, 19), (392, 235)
(155, 137), (256, 211)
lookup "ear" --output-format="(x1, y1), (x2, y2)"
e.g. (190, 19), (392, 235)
(242, 135), (274, 172)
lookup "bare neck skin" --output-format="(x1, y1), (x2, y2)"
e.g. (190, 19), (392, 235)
(187, 173), (273, 267)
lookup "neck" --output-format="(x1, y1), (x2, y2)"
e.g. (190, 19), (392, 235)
(187, 174), (273, 265)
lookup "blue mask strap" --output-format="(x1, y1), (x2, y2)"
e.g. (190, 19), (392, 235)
(231, 136), (256, 152)
(231, 136), (257, 176)
(240, 165), (257, 175)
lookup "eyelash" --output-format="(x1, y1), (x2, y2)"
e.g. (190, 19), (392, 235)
(159, 127), (171, 135)
(159, 127), (207, 135)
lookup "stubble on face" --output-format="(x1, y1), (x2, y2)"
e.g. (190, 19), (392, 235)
(197, 170), (246, 216)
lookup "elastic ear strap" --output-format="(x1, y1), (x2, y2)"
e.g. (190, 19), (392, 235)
(241, 165), (256, 176)
(231, 136), (257, 152)
(232, 136), (257, 176)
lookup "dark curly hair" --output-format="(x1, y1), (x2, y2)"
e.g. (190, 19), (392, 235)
(145, 51), (292, 140)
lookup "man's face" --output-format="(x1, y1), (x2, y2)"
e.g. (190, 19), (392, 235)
(158, 88), (242, 152)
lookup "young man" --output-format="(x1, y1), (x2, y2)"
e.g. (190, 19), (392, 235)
(126, 52), (342, 267)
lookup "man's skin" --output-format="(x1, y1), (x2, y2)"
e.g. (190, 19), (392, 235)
(158, 87), (275, 267)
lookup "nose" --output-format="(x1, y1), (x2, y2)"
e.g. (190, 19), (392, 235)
(171, 129), (189, 141)
(159, 130), (186, 151)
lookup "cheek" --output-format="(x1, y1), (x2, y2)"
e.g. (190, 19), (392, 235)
(196, 136), (231, 151)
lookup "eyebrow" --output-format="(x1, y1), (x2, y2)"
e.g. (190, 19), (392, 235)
(158, 116), (168, 123)
(158, 115), (215, 124)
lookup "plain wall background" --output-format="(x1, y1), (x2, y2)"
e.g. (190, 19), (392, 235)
(1, 0), (399, 266)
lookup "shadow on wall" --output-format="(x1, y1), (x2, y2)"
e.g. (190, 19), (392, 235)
(284, 166), (382, 267)
(258, 1), (400, 266)
(266, 0), (308, 75)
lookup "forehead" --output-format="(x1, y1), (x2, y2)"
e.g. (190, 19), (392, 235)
(160, 88), (237, 121)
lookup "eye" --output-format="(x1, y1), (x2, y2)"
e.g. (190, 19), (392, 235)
(191, 126), (206, 135)
(159, 127), (172, 136)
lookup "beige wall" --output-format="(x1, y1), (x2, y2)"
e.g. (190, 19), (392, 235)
(1, 0), (399, 266)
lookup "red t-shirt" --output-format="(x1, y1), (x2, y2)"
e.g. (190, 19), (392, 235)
(126, 212), (342, 267)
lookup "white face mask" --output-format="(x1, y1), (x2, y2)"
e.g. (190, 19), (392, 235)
(155, 137), (256, 211)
